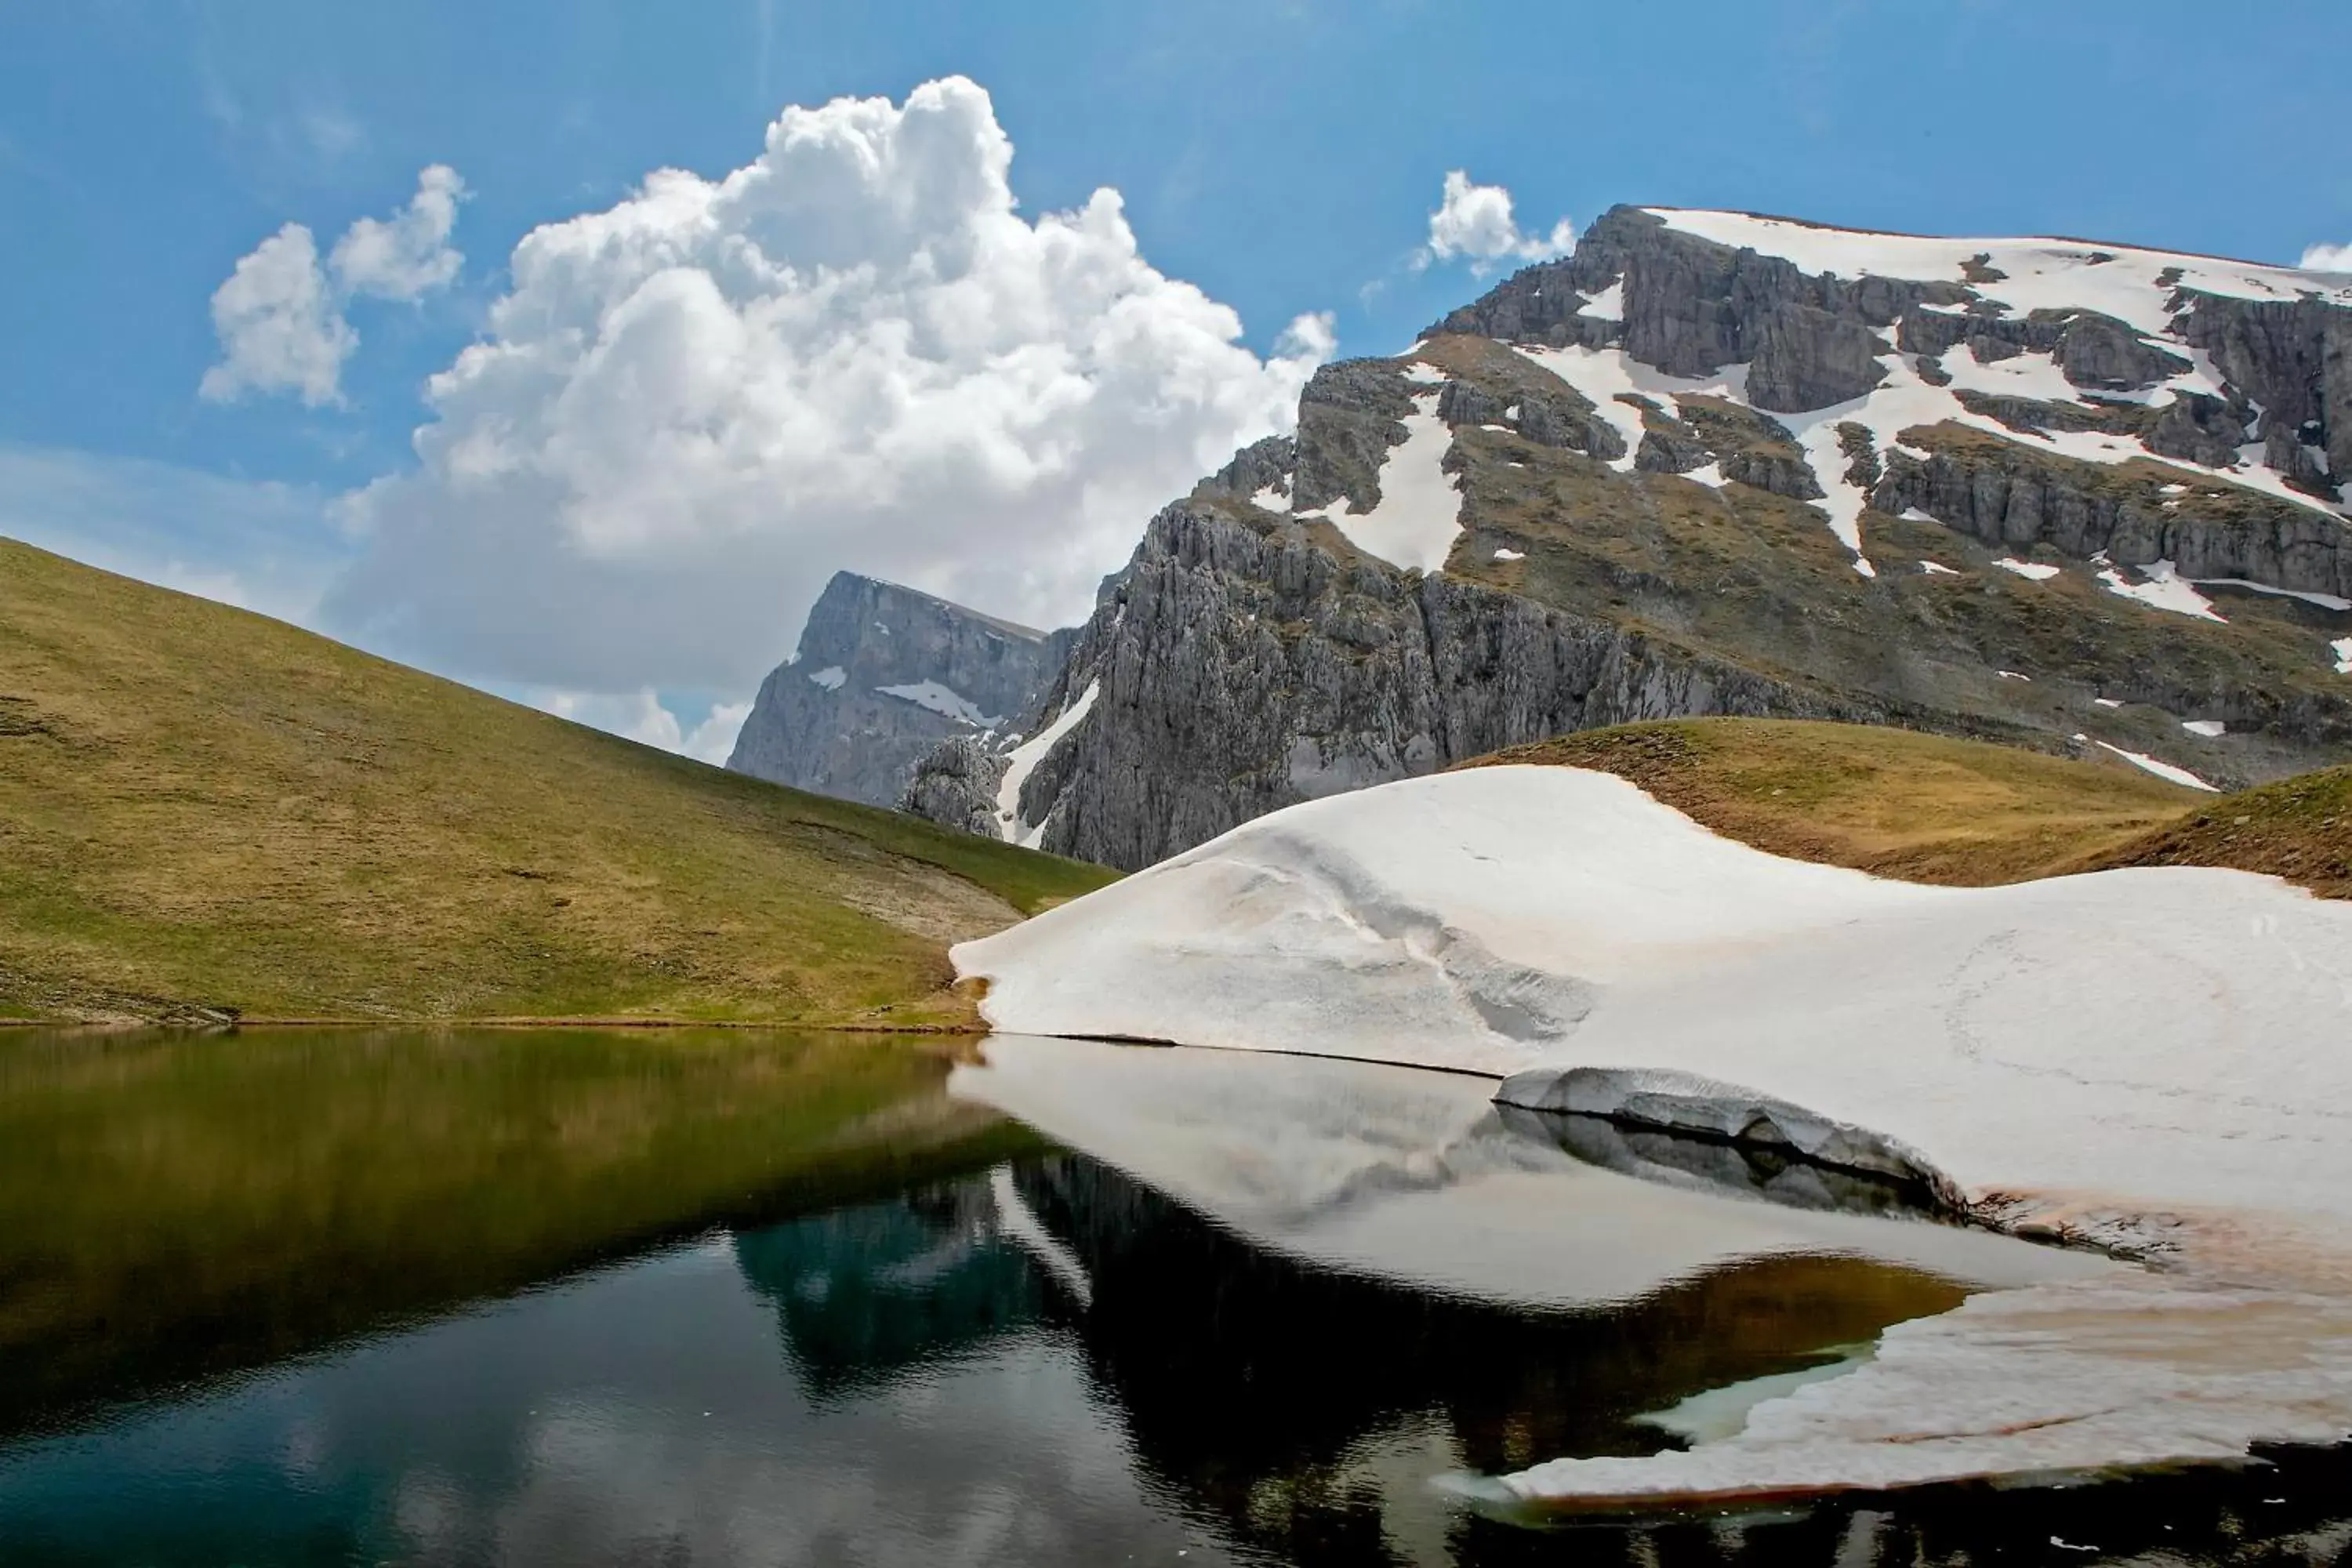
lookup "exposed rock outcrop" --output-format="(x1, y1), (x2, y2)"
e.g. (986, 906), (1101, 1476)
(728, 572), (1070, 808)
(939, 500), (1861, 871)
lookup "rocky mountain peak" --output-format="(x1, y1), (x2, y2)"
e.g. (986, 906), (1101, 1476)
(902, 205), (2352, 868)
(727, 571), (1070, 808)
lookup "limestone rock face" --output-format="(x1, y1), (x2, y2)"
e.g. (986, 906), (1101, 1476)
(956, 500), (1860, 872)
(728, 572), (1069, 808)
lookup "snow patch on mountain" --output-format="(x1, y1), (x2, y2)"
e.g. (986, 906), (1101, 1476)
(1645, 208), (2352, 332)
(1506, 343), (1749, 477)
(877, 680), (997, 727)
(2099, 560), (2226, 622)
(2096, 740), (2218, 790)
(995, 679), (1100, 848)
(1314, 390), (1465, 572)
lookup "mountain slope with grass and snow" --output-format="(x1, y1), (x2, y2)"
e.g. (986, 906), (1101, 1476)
(908, 205), (2352, 869)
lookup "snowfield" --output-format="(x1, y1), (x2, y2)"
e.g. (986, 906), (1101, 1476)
(956, 765), (2352, 1219)
(955, 764), (2352, 1501)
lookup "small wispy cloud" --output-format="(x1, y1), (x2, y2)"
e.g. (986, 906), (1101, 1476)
(1415, 170), (1573, 276)
(2303, 241), (2352, 273)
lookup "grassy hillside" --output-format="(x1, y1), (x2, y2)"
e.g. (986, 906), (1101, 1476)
(2085, 763), (2352, 897)
(1464, 717), (2206, 887)
(0, 539), (1116, 1025)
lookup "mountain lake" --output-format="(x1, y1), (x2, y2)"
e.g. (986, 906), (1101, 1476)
(0, 1026), (2345, 1567)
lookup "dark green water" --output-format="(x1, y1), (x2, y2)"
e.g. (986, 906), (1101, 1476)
(0, 1027), (2343, 1567)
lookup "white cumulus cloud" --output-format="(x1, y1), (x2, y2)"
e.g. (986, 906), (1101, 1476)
(201, 165), (467, 406)
(2303, 241), (2352, 273)
(199, 223), (356, 407)
(323, 76), (1332, 696)
(537, 691), (750, 765)
(330, 164), (467, 299)
(1420, 170), (1573, 274)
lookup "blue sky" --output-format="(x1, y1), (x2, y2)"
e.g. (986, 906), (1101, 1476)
(5, 0), (2350, 755)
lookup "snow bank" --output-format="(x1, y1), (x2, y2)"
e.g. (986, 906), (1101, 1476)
(956, 764), (2352, 1229)
(2333, 637), (2352, 675)
(950, 771), (2352, 1504)
(956, 764), (2352, 1502)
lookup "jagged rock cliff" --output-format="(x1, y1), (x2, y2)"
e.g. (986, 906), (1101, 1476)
(728, 572), (1069, 808)
(907, 206), (2352, 869)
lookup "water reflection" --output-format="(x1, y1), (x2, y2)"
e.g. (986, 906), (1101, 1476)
(0, 1029), (2345, 1566)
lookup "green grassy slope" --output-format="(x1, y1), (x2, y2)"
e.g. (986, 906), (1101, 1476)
(0, 539), (1116, 1025)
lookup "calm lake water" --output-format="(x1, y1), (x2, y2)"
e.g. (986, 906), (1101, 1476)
(0, 1026), (2344, 1567)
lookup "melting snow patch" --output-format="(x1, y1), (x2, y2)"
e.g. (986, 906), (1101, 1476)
(1576, 278), (1625, 321)
(2332, 637), (2352, 674)
(2094, 698), (2124, 708)
(2180, 720), (2227, 738)
(2096, 741), (2219, 791)
(1994, 558), (2062, 581)
(1917, 560), (1959, 575)
(993, 680), (1101, 848)
(877, 680), (996, 727)
(1998, 670), (2031, 681)
(1400, 360), (1447, 385)
(1492, 547), (1525, 561)
(2160, 483), (2190, 495)
(2190, 577), (2352, 612)
(1507, 343), (1745, 477)
(808, 665), (847, 690)
(1327, 391), (1465, 573)
(2100, 560), (2227, 622)
(1247, 482), (1290, 514)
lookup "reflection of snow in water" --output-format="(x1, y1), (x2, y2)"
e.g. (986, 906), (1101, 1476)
(952, 1036), (2103, 1313)
(1491, 1275), (2352, 1508)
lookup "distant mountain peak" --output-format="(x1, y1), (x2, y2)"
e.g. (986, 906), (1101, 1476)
(728, 572), (1071, 808)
